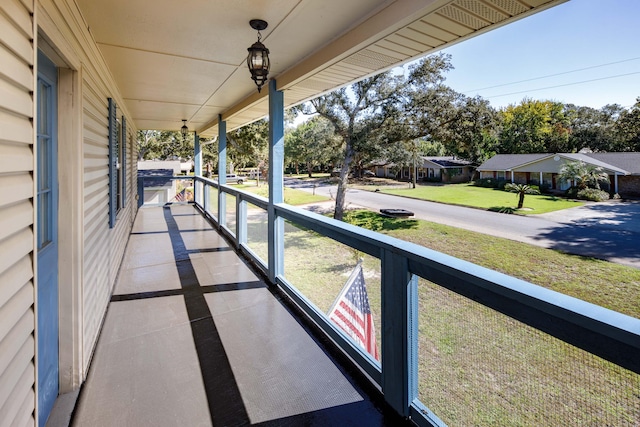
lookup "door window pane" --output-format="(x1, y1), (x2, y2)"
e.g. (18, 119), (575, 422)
(38, 81), (48, 135)
(37, 76), (53, 249)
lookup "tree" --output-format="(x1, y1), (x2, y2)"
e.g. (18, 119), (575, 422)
(226, 119), (269, 179)
(498, 99), (570, 154)
(297, 54), (459, 220)
(403, 54), (459, 144)
(558, 161), (609, 190)
(137, 130), (194, 161)
(564, 104), (622, 152)
(285, 116), (341, 177)
(615, 98), (640, 151)
(504, 183), (539, 209)
(441, 95), (499, 164)
(298, 71), (404, 220)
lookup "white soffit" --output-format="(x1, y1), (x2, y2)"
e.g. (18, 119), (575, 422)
(75, 0), (568, 137)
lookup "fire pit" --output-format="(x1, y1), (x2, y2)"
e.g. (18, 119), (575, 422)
(379, 208), (414, 218)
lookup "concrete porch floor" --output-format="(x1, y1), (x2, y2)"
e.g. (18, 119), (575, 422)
(72, 204), (405, 426)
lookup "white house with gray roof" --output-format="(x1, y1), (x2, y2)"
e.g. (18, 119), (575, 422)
(477, 153), (640, 197)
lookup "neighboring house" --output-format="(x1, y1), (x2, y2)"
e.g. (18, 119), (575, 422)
(137, 161), (182, 205)
(180, 159), (194, 174)
(477, 153), (640, 197)
(375, 156), (474, 183)
(371, 161), (397, 178)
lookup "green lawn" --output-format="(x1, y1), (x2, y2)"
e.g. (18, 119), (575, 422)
(260, 210), (639, 426)
(238, 183), (330, 205)
(379, 183), (583, 214)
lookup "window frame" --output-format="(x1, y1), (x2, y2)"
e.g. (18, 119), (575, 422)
(108, 98), (127, 228)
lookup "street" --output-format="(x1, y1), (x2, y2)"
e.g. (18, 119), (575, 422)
(286, 178), (640, 269)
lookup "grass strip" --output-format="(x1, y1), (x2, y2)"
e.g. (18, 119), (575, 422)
(378, 183), (583, 214)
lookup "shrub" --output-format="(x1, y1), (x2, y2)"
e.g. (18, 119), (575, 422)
(473, 178), (494, 188)
(473, 178), (507, 189)
(539, 183), (551, 194)
(565, 187), (579, 199)
(422, 176), (442, 183)
(576, 188), (610, 202)
(566, 187), (610, 201)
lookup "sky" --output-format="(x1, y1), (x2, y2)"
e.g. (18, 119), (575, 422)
(434, 0), (640, 110)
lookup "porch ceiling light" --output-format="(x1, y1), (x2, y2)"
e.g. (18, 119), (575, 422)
(247, 19), (270, 93)
(181, 119), (188, 141)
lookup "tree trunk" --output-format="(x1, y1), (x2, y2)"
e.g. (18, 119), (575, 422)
(412, 165), (417, 189)
(334, 147), (354, 221)
(307, 161), (313, 178)
(517, 192), (525, 209)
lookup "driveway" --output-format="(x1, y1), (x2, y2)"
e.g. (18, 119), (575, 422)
(531, 201), (640, 268)
(286, 179), (640, 269)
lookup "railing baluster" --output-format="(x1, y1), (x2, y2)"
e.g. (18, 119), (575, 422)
(237, 195), (246, 245)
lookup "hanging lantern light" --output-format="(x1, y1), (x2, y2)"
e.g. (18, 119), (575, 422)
(247, 19), (270, 93)
(181, 119), (188, 142)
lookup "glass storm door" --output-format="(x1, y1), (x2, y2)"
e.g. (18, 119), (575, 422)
(36, 50), (59, 427)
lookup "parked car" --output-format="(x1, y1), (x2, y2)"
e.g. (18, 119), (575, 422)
(224, 174), (245, 184)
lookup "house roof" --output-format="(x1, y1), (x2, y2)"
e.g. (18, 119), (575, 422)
(476, 154), (550, 171)
(137, 169), (176, 188)
(560, 153), (628, 174)
(584, 152), (640, 174)
(73, 0), (568, 137)
(478, 152), (640, 175)
(423, 156), (473, 168)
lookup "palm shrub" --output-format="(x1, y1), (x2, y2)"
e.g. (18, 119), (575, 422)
(504, 183), (540, 209)
(558, 161), (609, 190)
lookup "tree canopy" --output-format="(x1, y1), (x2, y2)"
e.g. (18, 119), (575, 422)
(285, 116), (341, 177)
(138, 53), (640, 221)
(296, 53), (460, 219)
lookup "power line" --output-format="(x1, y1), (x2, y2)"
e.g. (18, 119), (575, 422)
(483, 71), (640, 100)
(464, 56), (640, 93)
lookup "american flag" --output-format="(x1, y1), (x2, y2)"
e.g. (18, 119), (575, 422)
(174, 188), (186, 202)
(327, 262), (379, 361)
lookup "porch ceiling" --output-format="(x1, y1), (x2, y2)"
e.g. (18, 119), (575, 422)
(75, 0), (567, 138)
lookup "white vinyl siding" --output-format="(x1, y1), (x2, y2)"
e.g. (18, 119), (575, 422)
(81, 82), (114, 367)
(1, 0), (138, 417)
(0, 0), (35, 425)
(35, 0), (136, 372)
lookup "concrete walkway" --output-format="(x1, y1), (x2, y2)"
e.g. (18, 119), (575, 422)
(72, 204), (402, 426)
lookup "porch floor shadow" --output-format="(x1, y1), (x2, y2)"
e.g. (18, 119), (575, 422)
(72, 204), (405, 427)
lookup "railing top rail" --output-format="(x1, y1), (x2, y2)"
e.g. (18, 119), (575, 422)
(194, 176), (268, 208)
(138, 175), (193, 180)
